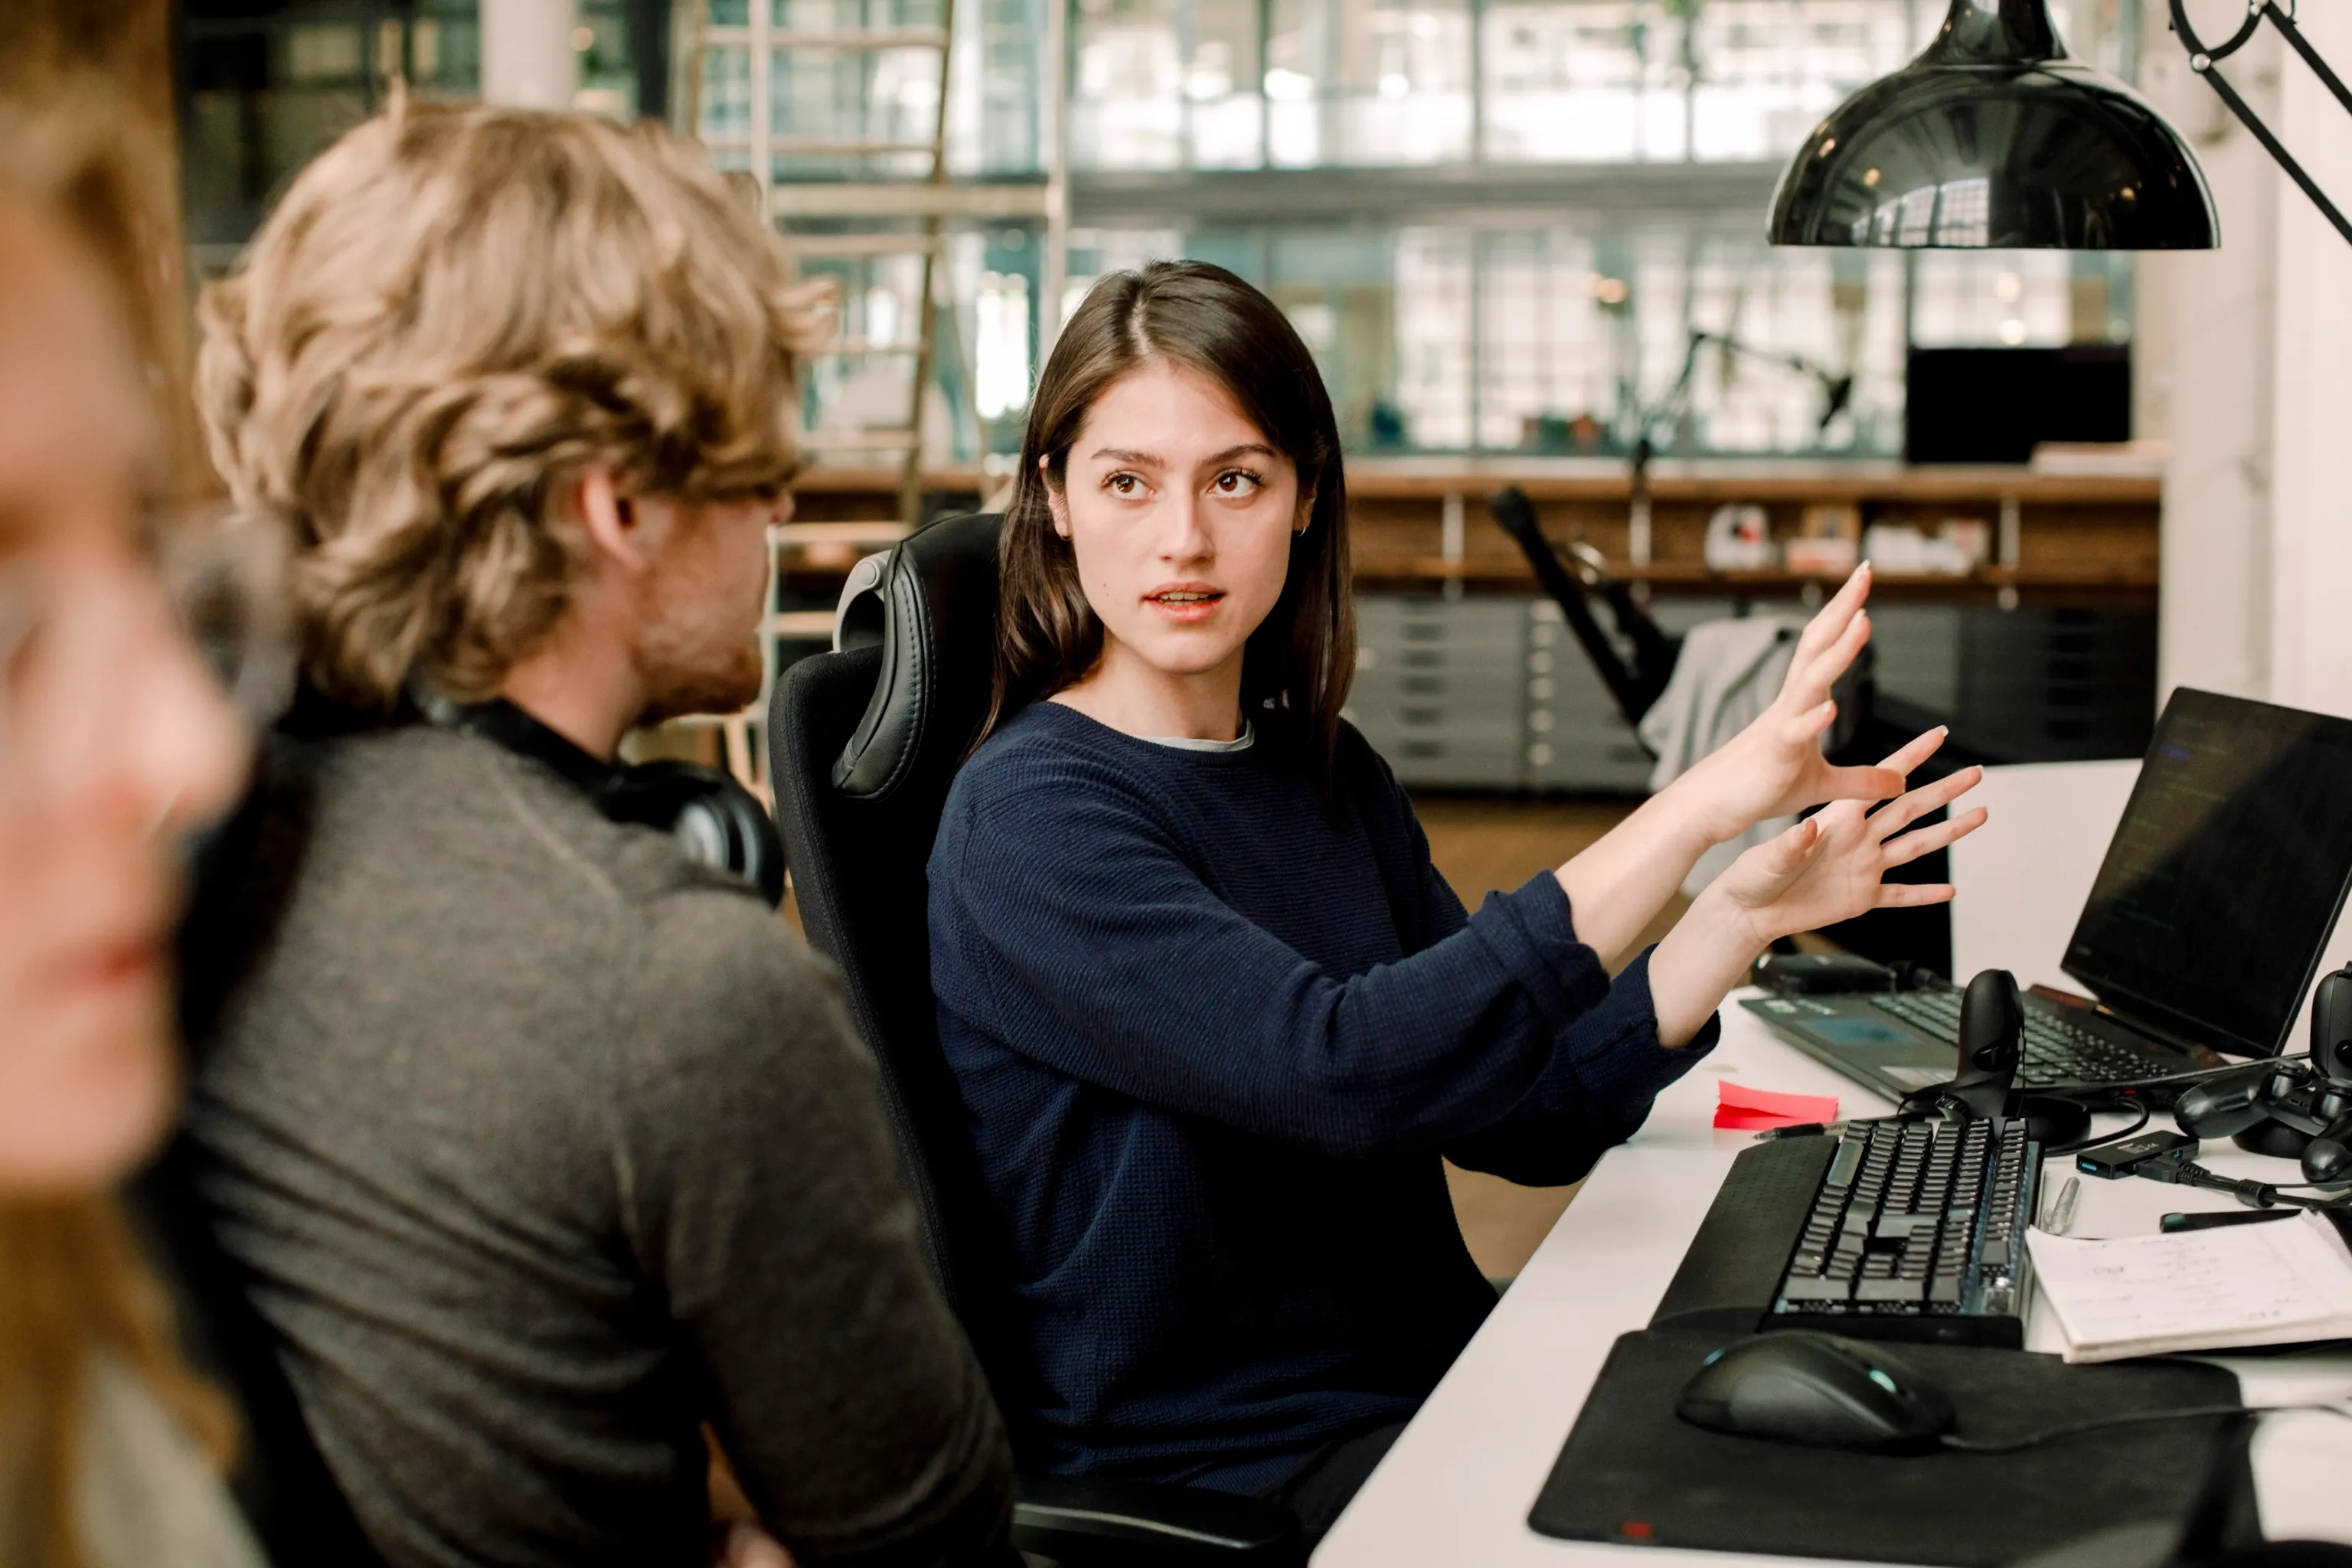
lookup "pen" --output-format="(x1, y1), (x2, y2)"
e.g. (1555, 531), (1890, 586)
(1751, 1121), (1847, 1142)
(2040, 1174), (2080, 1236)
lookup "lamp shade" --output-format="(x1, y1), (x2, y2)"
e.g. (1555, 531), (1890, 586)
(1768, 0), (2218, 249)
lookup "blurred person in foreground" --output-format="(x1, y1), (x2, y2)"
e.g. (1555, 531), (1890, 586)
(180, 99), (1014, 1568)
(0, 88), (260, 1568)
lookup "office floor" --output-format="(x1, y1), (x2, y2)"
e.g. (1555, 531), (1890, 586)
(782, 793), (1671, 1283)
(1413, 795), (1681, 1281)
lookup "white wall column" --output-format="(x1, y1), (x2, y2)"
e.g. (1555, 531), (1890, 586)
(2141, 13), (2278, 707)
(2146, 5), (2352, 720)
(480, 0), (579, 109)
(2262, 3), (2352, 720)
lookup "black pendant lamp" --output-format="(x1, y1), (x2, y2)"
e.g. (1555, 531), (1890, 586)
(1768, 0), (2219, 249)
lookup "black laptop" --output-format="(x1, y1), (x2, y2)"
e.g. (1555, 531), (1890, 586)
(1745, 688), (2352, 1101)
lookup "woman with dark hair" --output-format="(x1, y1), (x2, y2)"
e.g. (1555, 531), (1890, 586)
(930, 260), (1982, 1540)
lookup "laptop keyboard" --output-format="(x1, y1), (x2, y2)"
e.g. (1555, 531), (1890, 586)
(1871, 989), (2171, 1085)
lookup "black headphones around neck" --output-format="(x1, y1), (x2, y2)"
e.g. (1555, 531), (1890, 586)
(422, 694), (786, 908)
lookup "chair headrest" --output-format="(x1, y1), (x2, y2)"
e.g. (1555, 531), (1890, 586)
(831, 511), (1003, 800)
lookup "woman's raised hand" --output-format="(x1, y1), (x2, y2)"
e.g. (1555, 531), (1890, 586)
(1644, 726), (1984, 1047)
(1711, 733), (1987, 948)
(1672, 564), (1909, 844)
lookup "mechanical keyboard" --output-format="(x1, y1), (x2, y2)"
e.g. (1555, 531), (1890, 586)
(1651, 1116), (2041, 1348)
(1873, 988), (2169, 1086)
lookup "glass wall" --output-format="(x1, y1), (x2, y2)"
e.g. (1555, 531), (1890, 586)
(778, 230), (2135, 466)
(1913, 251), (2135, 348)
(184, 0), (647, 269)
(1039, 0), (2143, 459)
(783, 226), (1047, 463)
(1066, 0), (2140, 172)
(1065, 223), (1918, 456)
(184, 1), (481, 257)
(181, 2), (2137, 459)
(699, 0), (1048, 179)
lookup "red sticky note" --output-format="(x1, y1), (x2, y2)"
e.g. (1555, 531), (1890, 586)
(1713, 1081), (1839, 1131)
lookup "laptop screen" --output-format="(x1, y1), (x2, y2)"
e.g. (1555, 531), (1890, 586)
(2063, 688), (2352, 1058)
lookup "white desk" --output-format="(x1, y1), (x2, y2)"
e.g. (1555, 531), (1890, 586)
(1317, 999), (2352, 1566)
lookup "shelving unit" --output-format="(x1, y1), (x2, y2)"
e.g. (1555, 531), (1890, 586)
(694, 458), (2161, 799)
(788, 459), (2164, 604)
(767, 457), (2166, 794)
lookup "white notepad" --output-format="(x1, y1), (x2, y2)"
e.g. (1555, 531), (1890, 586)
(2028, 1212), (2352, 1364)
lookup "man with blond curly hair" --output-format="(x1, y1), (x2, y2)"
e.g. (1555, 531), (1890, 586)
(177, 102), (1014, 1568)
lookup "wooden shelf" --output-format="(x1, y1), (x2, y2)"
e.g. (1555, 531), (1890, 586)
(789, 459), (2163, 602)
(1361, 559), (2160, 592)
(774, 521), (914, 547)
(796, 462), (988, 493)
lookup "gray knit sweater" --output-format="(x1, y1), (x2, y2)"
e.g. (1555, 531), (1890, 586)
(182, 724), (1011, 1568)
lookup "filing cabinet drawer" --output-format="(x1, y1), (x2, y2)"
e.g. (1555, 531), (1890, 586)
(1378, 735), (1524, 790)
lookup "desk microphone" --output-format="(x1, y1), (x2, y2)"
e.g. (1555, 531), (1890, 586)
(1945, 970), (2024, 1120)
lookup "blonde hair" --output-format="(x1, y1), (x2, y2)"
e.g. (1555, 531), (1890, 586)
(196, 100), (831, 708)
(0, 81), (237, 1568)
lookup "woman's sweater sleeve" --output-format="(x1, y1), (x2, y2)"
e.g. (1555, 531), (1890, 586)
(1445, 948), (1720, 1184)
(934, 765), (1663, 1159)
(1374, 781), (1721, 1184)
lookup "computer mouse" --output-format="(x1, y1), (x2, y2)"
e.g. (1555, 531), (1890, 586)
(1676, 1331), (1955, 1455)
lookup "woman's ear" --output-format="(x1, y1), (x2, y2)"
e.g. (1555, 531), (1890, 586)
(1042, 454), (1073, 541)
(1293, 488), (1316, 537)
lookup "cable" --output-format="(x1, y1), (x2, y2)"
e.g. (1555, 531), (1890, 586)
(2136, 1158), (2349, 1212)
(2048, 1053), (2311, 1096)
(1939, 1403), (2247, 1455)
(2046, 1097), (2151, 1155)
(1942, 1400), (2352, 1456)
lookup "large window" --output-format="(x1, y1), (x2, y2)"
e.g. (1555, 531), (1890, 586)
(1067, 0), (1264, 168)
(184, 0), (648, 268)
(701, 0), (1047, 179)
(1913, 251), (2135, 348)
(1481, 1), (1926, 164)
(1264, 0), (1475, 165)
(713, 0), (2144, 457)
(184, 1), (481, 257)
(1067, 0), (2138, 172)
(1067, 221), (1914, 456)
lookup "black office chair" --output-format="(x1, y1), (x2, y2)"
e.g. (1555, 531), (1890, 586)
(766, 511), (1302, 1568)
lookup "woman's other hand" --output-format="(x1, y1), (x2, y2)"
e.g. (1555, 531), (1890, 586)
(1672, 563), (1909, 843)
(1647, 728), (1984, 1045)
(1715, 752), (1986, 947)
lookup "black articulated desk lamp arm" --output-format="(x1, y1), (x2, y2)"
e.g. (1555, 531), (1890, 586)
(2172, 0), (2352, 247)
(1487, 485), (1675, 730)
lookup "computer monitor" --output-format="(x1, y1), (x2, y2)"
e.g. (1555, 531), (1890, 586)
(2063, 688), (2352, 1058)
(1904, 345), (2131, 465)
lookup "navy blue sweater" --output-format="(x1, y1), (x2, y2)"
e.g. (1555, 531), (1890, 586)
(927, 701), (1717, 1491)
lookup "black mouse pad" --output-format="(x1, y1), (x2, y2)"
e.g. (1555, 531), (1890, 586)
(1529, 1330), (2252, 1565)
